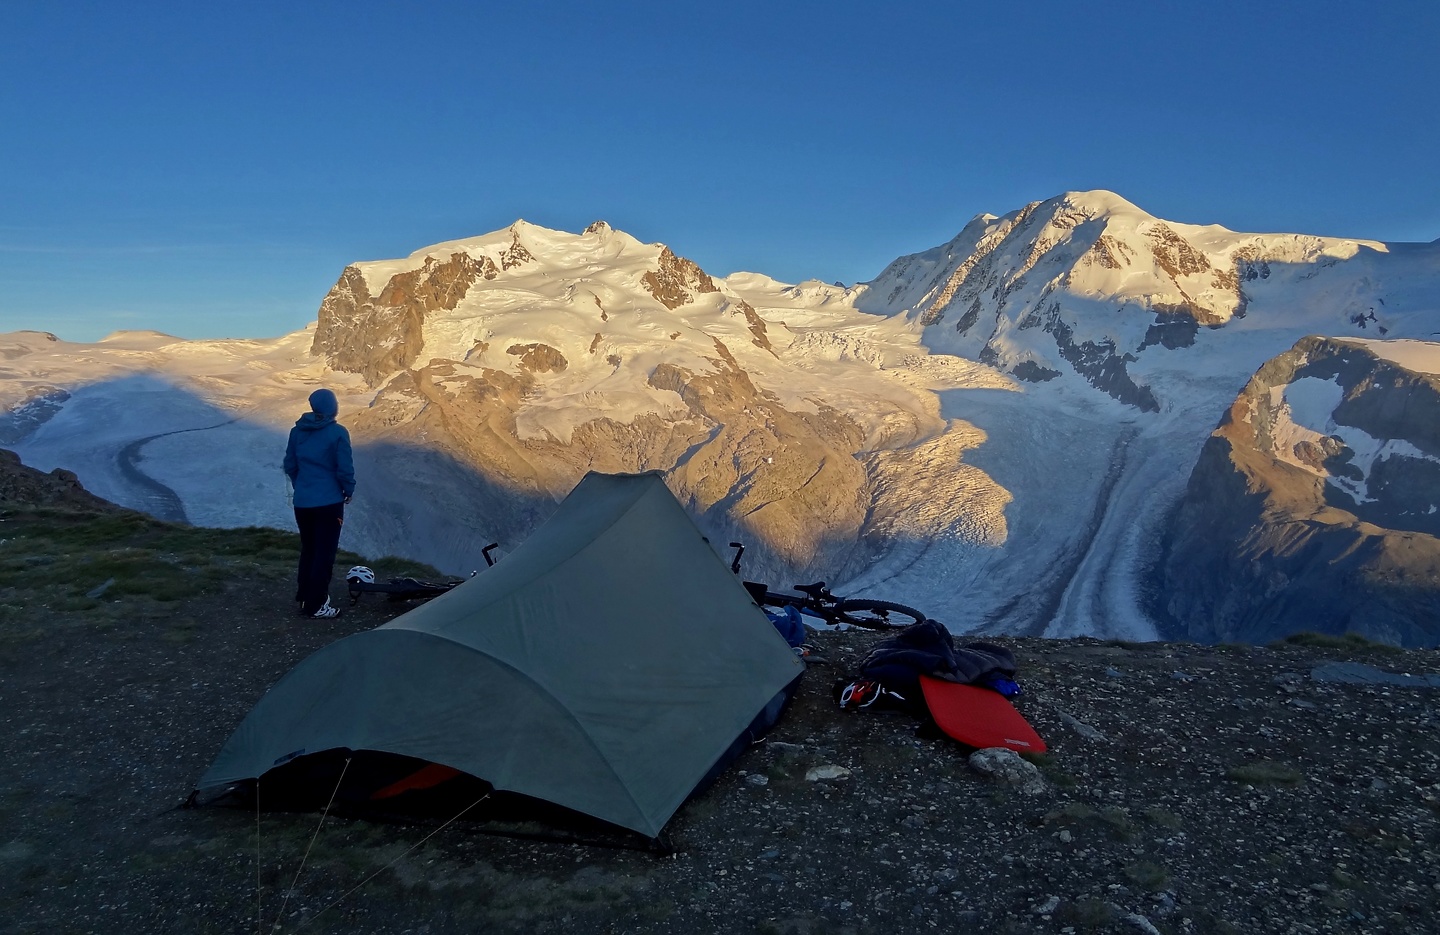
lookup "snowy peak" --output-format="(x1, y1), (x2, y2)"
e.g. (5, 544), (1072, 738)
(310, 221), (732, 386)
(864, 190), (1438, 410)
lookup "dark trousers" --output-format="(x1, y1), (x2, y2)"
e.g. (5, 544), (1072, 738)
(295, 501), (345, 614)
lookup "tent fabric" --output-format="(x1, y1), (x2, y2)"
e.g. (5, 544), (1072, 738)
(197, 471), (804, 837)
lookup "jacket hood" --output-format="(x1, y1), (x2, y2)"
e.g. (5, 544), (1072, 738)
(294, 411), (335, 431)
(309, 388), (339, 419)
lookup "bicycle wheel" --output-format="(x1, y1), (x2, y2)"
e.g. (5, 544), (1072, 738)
(832, 598), (926, 630)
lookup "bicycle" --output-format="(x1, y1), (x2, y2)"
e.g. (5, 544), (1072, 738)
(727, 542), (926, 631)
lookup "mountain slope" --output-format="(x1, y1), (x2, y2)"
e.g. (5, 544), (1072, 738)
(3, 194), (1438, 641)
(1157, 337), (1440, 647)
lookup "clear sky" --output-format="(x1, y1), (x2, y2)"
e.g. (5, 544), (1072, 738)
(3, 1), (1437, 342)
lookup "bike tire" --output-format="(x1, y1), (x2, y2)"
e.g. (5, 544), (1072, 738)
(832, 598), (926, 630)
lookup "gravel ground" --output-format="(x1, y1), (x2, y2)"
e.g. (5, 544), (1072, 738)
(1, 497), (1438, 933)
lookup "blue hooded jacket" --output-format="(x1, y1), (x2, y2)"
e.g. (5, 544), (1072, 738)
(283, 389), (355, 508)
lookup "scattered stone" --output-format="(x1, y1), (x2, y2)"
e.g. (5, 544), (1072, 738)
(804, 764), (851, 782)
(745, 774), (770, 787)
(1310, 662), (1440, 688)
(1124, 912), (1163, 935)
(968, 748), (1047, 795)
(1033, 895), (1061, 914)
(766, 741), (806, 754)
(1105, 667), (1124, 678)
(1170, 671), (1196, 682)
(85, 578), (116, 599)
(1057, 709), (1109, 743)
(900, 814), (925, 830)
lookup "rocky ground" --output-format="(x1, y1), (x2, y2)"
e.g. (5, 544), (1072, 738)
(1, 486), (1438, 934)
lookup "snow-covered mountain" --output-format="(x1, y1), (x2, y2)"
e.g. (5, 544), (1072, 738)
(4, 191), (1438, 641)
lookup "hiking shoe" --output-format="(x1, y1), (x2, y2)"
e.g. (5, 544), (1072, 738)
(311, 599), (340, 619)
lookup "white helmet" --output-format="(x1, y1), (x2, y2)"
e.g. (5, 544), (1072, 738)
(346, 565), (375, 584)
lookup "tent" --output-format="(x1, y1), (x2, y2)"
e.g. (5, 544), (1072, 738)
(195, 471), (804, 839)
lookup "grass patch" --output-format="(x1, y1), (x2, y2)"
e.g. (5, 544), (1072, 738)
(1331, 867), (1364, 890)
(369, 554), (447, 579)
(1055, 896), (1119, 928)
(1276, 631), (1400, 654)
(1042, 802), (1135, 840)
(0, 505), (440, 619)
(1226, 761), (1304, 786)
(1123, 859), (1171, 891)
(1022, 752), (1078, 789)
(1143, 806), (1183, 830)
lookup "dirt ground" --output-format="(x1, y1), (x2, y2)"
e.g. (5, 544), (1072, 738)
(1, 504), (1439, 934)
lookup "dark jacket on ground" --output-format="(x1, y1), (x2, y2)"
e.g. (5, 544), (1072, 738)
(283, 391), (355, 508)
(858, 619), (1016, 701)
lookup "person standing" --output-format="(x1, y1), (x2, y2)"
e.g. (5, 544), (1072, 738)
(283, 388), (355, 618)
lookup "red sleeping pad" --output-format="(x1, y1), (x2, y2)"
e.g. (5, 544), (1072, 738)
(918, 675), (1047, 753)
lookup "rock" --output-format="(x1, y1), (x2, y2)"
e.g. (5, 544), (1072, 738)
(968, 748), (1047, 795)
(86, 578), (116, 599)
(766, 741), (806, 754)
(1058, 830), (1073, 843)
(1310, 662), (1440, 688)
(1124, 912), (1163, 935)
(1057, 709), (1110, 742)
(804, 764), (851, 782)
(1033, 895), (1061, 914)
(745, 774), (770, 787)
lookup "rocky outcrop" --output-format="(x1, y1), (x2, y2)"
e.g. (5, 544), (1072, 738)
(1156, 337), (1440, 647)
(505, 343), (568, 374)
(312, 252), (497, 385)
(641, 247), (719, 310)
(0, 387), (70, 445)
(0, 448), (119, 510)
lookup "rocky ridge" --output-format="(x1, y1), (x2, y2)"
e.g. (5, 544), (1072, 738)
(4, 194), (1440, 643)
(1157, 337), (1440, 647)
(860, 191), (1429, 411)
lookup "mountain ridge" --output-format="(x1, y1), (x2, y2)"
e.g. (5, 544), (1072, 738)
(3, 190), (1438, 643)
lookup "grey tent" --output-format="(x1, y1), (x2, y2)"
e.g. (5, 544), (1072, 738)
(196, 471), (804, 838)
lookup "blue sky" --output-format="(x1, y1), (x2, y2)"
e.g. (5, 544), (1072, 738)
(3, 1), (1437, 341)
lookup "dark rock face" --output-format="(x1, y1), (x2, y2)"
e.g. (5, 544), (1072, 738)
(641, 247), (719, 310)
(0, 448), (118, 510)
(1156, 337), (1440, 648)
(505, 343), (568, 374)
(312, 252), (497, 386)
(1138, 310), (1200, 351)
(1045, 317), (1159, 412)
